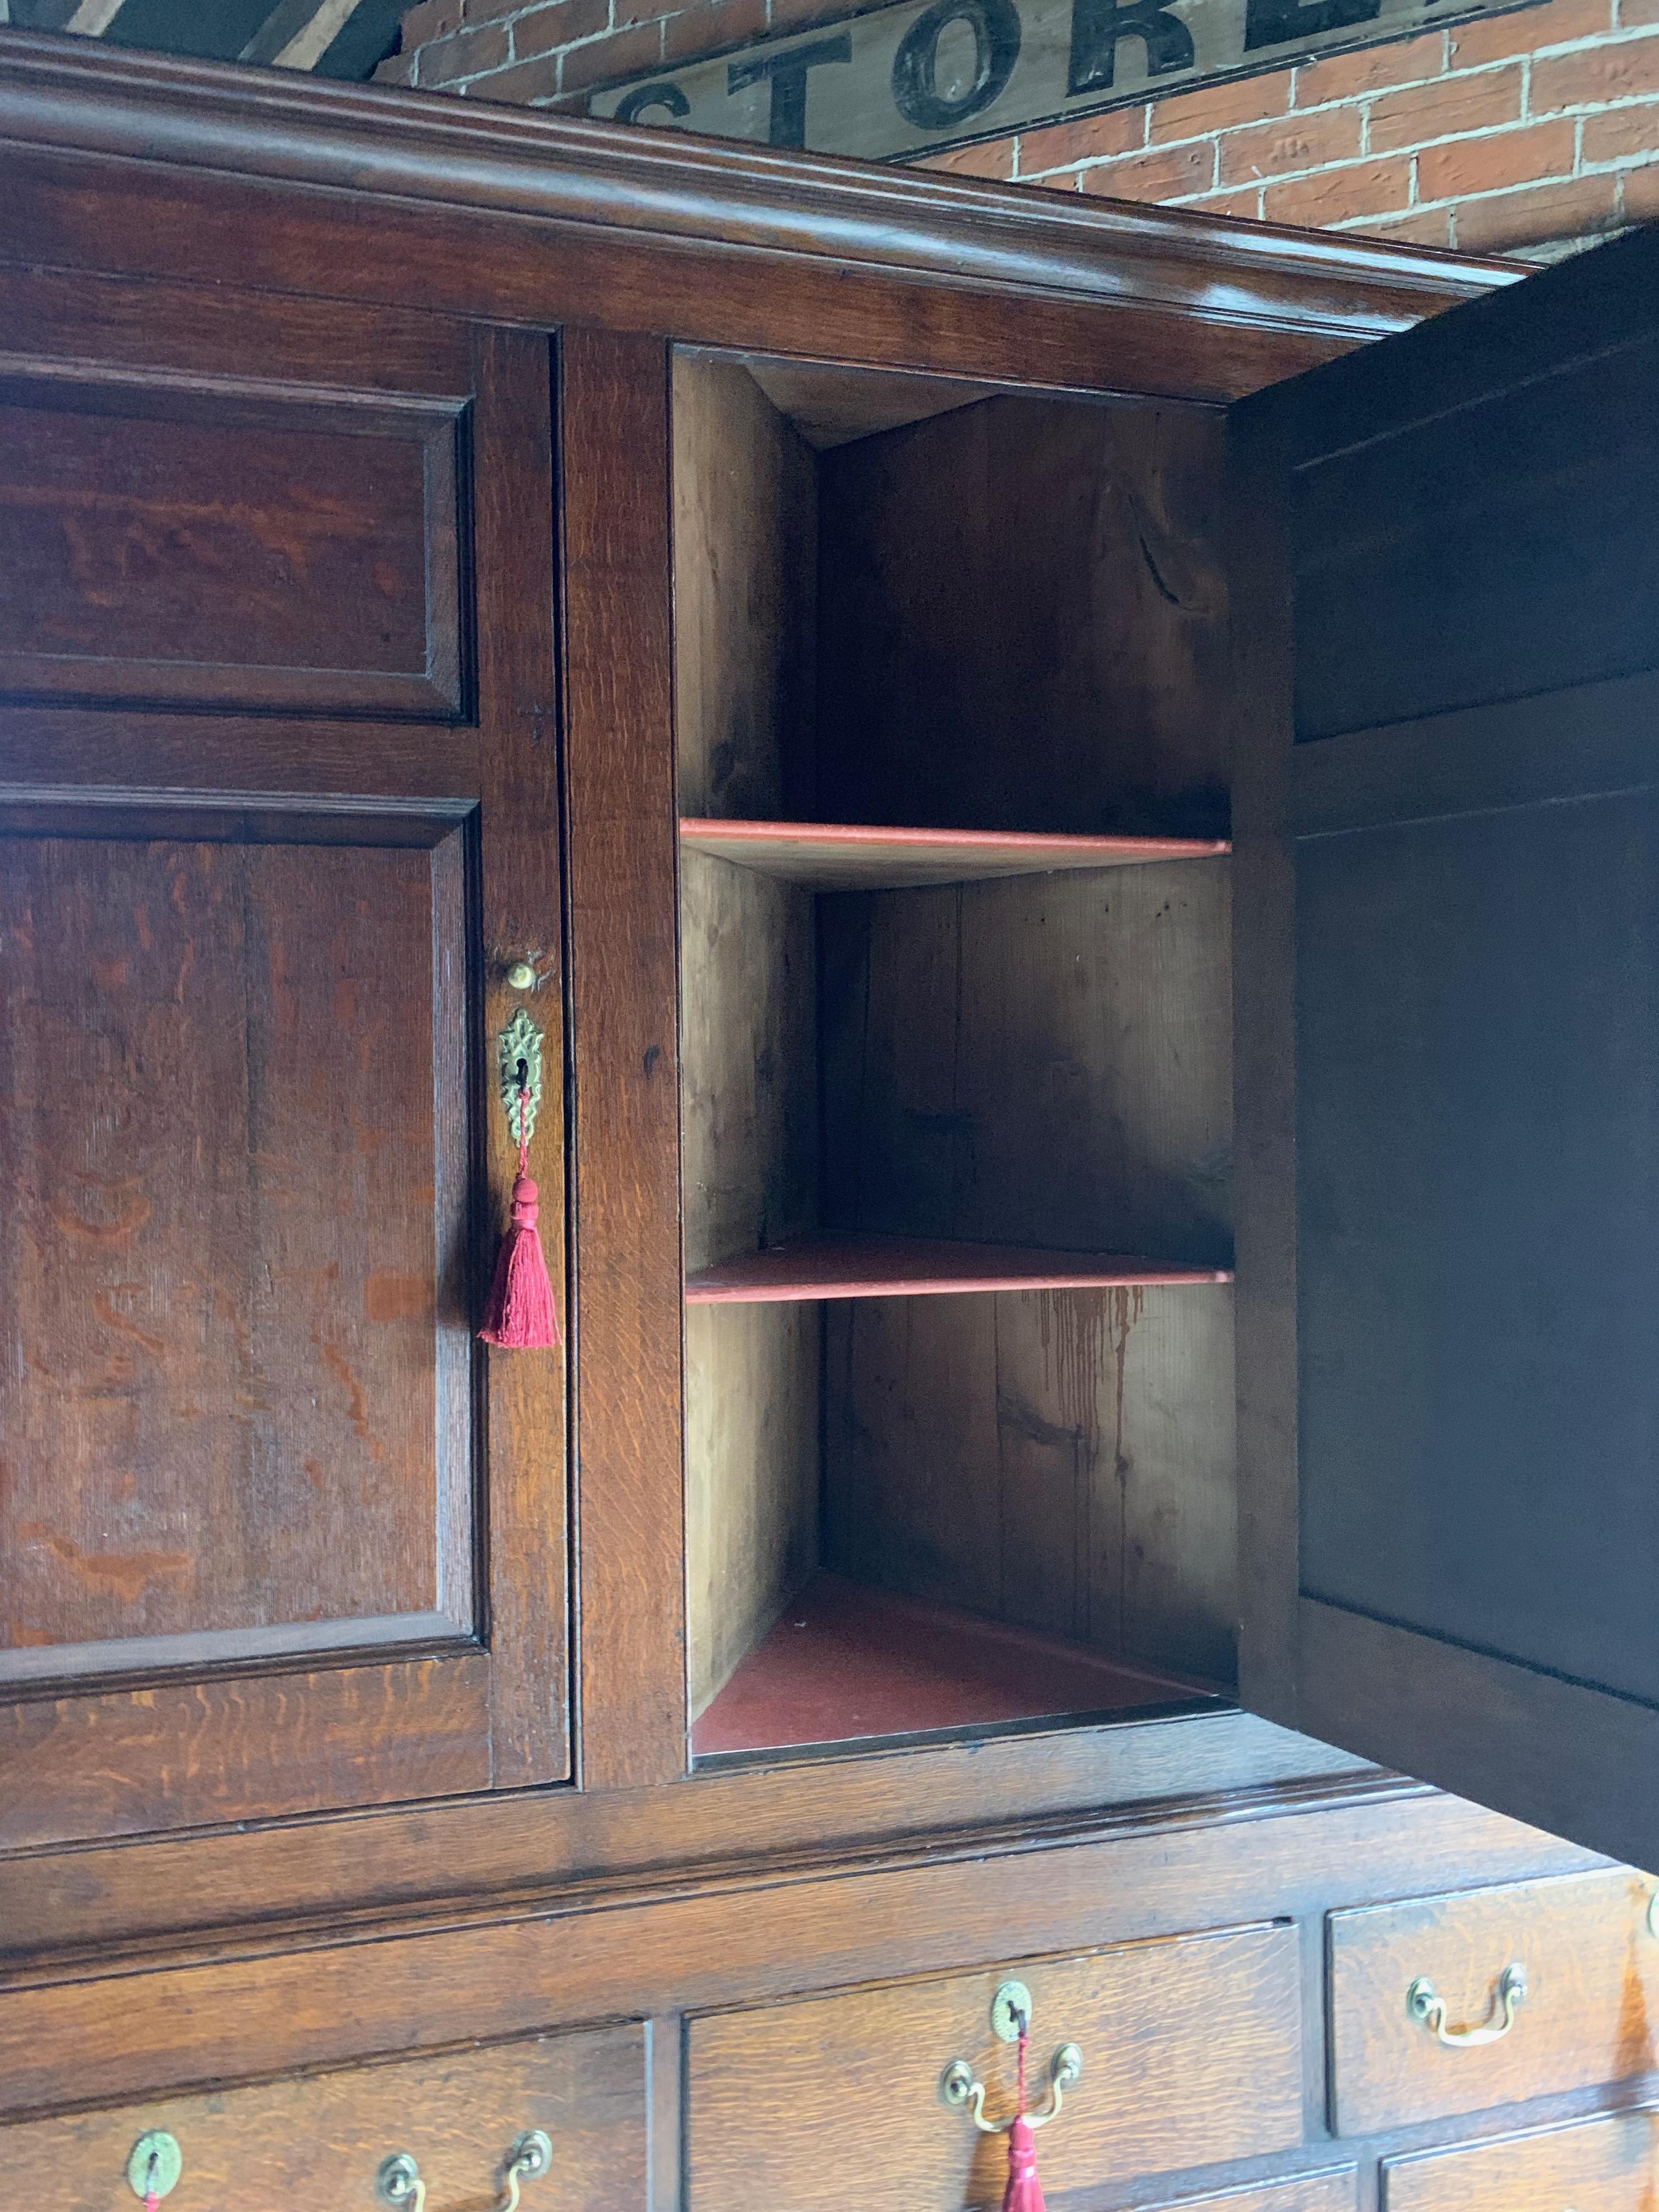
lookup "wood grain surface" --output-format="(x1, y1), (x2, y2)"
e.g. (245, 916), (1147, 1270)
(0, 366), (461, 718)
(824, 1285), (1238, 1684)
(1329, 1866), (1659, 2135)
(563, 325), (688, 1790)
(0, 2022), (648, 2211)
(687, 1920), (1303, 2209)
(1384, 2109), (1659, 2212)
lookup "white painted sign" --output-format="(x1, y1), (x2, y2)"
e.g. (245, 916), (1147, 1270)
(589, 0), (1538, 160)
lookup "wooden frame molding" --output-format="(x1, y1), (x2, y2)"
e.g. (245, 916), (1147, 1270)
(0, 32), (1516, 360)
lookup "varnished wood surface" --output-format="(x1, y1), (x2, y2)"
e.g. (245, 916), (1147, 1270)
(0, 35), (1515, 368)
(0, 1786), (1592, 2119)
(688, 1921), (1304, 2208)
(1384, 2109), (1659, 2212)
(562, 328), (688, 1792)
(687, 1237), (1232, 1300)
(0, 368), (461, 718)
(680, 817), (1229, 888)
(0, 835), (455, 1671)
(1329, 1866), (1659, 2136)
(690, 1571), (1214, 1756)
(0, 1714), (1372, 1966)
(0, 2022), (648, 2211)
(0, 286), (571, 1841)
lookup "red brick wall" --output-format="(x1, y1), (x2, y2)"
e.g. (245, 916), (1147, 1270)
(379, 0), (1659, 253)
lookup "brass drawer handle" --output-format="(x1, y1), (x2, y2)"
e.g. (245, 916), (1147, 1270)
(1407, 1962), (1527, 2046)
(940, 2044), (1083, 2134)
(377, 2131), (552, 2212)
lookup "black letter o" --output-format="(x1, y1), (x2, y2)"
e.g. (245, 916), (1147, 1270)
(892, 0), (1021, 131)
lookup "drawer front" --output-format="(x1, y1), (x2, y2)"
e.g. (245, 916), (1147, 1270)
(0, 2023), (646, 2211)
(1152, 2177), (1356, 2212)
(1385, 2110), (1659, 2212)
(688, 1921), (1304, 2211)
(1329, 1866), (1659, 2135)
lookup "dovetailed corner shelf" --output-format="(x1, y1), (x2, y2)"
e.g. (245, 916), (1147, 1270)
(685, 1235), (1233, 1304)
(679, 817), (1230, 890)
(691, 1574), (1221, 1759)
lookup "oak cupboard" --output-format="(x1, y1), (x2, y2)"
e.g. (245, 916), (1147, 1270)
(0, 25), (1656, 2210)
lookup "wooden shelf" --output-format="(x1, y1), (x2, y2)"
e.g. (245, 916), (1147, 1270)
(691, 1573), (1221, 1758)
(685, 1235), (1232, 1305)
(680, 817), (1229, 891)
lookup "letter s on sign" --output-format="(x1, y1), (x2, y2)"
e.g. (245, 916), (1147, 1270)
(893, 0), (1022, 131)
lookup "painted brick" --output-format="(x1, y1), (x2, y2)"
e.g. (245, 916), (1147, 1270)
(419, 19), (511, 81)
(1582, 90), (1659, 150)
(663, 0), (768, 59)
(1148, 70), (1289, 141)
(1292, 31), (1443, 107)
(1454, 166), (1619, 240)
(923, 137), (1018, 176)
(1368, 64), (1522, 149)
(1417, 115), (1577, 193)
(1449, 0), (1611, 66)
(1077, 139), (1217, 197)
(560, 19), (666, 88)
(1261, 152), (1414, 221)
(515, 0), (609, 57)
(400, 0), (465, 44)
(456, 50), (561, 95)
(1532, 29), (1659, 106)
(1351, 205), (1455, 240)
(766, 0), (887, 31)
(1219, 105), (1362, 183)
(1015, 105), (1147, 172)
(1182, 184), (1268, 217)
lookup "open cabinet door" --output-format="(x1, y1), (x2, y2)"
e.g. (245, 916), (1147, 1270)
(1232, 223), (1659, 1870)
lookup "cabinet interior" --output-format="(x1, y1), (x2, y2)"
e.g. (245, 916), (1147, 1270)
(674, 350), (1239, 1762)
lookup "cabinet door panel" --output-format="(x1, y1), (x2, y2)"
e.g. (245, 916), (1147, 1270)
(1232, 224), (1659, 1867)
(0, 271), (568, 1843)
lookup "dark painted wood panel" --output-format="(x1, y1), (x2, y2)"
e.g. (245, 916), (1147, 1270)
(562, 326), (688, 1791)
(1296, 788), (1659, 1709)
(686, 1922), (1302, 2210)
(0, 370), (464, 718)
(1298, 1601), (1659, 1878)
(0, 828), (470, 1684)
(1291, 329), (1659, 744)
(0, 2021), (647, 2212)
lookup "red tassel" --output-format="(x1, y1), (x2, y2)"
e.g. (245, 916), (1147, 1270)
(1003, 2036), (1047, 2212)
(479, 1173), (560, 1348)
(1003, 2117), (1046, 2212)
(479, 1075), (560, 1350)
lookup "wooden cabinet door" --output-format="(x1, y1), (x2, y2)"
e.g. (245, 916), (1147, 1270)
(1231, 223), (1659, 1870)
(0, 267), (568, 1847)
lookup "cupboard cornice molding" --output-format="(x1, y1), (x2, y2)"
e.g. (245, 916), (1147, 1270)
(0, 29), (1518, 360)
